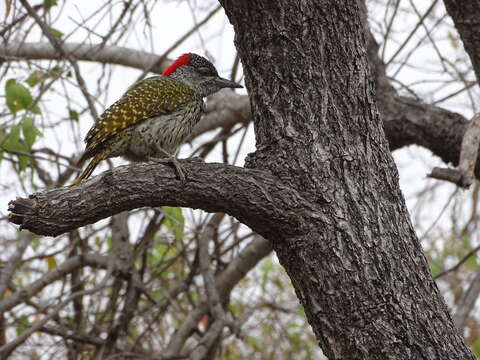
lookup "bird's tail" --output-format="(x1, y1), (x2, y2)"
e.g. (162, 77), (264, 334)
(70, 154), (104, 186)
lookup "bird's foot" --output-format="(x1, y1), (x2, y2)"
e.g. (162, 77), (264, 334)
(149, 156), (186, 182)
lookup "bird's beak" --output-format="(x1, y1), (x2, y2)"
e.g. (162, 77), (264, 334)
(215, 76), (243, 89)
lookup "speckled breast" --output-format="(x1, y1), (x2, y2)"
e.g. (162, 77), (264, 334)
(124, 98), (204, 161)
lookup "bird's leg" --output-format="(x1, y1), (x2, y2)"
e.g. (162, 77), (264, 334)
(148, 146), (186, 182)
(186, 154), (204, 163)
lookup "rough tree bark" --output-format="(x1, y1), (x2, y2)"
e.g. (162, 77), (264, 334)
(443, 0), (480, 82)
(218, 0), (474, 358)
(6, 0), (477, 358)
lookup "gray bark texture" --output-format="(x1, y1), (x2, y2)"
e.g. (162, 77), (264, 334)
(7, 0), (478, 358)
(218, 0), (474, 358)
(443, 0), (480, 83)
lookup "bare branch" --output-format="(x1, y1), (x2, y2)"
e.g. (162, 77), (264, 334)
(19, 0), (99, 119)
(428, 167), (466, 187)
(0, 254), (108, 314)
(192, 213), (228, 359)
(434, 243), (480, 279)
(7, 160), (304, 238)
(0, 42), (169, 73)
(0, 262), (113, 358)
(164, 235), (271, 357)
(0, 233), (32, 299)
(454, 269), (480, 332)
(194, 91), (251, 137)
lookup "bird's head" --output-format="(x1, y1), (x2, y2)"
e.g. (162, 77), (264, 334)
(162, 53), (242, 97)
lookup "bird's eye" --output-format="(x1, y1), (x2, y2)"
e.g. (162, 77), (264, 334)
(197, 66), (212, 75)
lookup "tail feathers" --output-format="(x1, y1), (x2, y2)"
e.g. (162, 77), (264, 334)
(70, 154), (104, 186)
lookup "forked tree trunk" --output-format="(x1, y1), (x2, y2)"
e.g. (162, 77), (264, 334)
(219, 0), (475, 358)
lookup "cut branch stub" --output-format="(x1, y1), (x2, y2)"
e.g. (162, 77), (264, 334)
(8, 196), (37, 228)
(428, 113), (480, 188)
(428, 167), (470, 188)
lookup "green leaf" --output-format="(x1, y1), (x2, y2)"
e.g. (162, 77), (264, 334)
(31, 237), (40, 250)
(0, 126), (7, 152)
(44, 0), (58, 8)
(18, 156), (30, 172)
(22, 117), (42, 148)
(152, 289), (163, 299)
(473, 338), (480, 357)
(22, 116), (42, 149)
(25, 70), (45, 87)
(48, 27), (63, 38)
(464, 254), (480, 271)
(7, 79), (31, 107)
(2, 124), (22, 151)
(246, 336), (261, 348)
(16, 315), (29, 336)
(261, 260), (273, 292)
(51, 66), (63, 76)
(228, 302), (244, 314)
(2, 124), (31, 171)
(153, 243), (175, 260)
(47, 256), (57, 270)
(106, 236), (113, 250)
(5, 79), (21, 114)
(69, 108), (79, 122)
(429, 261), (442, 277)
(5, 79), (37, 115)
(162, 207), (184, 241)
(428, 255), (444, 277)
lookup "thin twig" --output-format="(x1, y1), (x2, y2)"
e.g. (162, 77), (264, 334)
(0, 265), (114, 358)
(386, 0), (439, 66)
(434, 244), (480, 279)
(19, 0), (98, 120)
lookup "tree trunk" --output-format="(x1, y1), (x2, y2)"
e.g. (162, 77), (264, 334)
(219, 0), (475, 358)
(443, 0), (480, 83)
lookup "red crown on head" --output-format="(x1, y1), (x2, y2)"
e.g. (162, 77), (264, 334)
(162, 53), (192, 76)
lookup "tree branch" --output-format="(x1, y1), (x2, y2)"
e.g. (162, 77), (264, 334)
(0, 233), (32, 299)
(8, 160), (304, 238)
(164, 235), (272, 357)
(19, 0), (99, 120)
(0, 42), (169, 74)
(0, 254), (107, 314)
(454, 269), (480, 332)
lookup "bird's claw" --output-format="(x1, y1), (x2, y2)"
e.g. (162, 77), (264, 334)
(149, 156), (186, 182)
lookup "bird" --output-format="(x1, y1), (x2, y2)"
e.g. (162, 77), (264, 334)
(70, 53), (242, 185)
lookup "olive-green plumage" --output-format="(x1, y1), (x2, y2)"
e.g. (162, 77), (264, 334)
(71, 77), (201, 185)
(71, 53), (241, 185)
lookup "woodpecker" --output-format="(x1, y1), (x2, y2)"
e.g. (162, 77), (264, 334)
(71, 53), (242, 185)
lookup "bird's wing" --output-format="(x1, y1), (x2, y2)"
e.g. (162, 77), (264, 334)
(80, 76), (196, 161)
